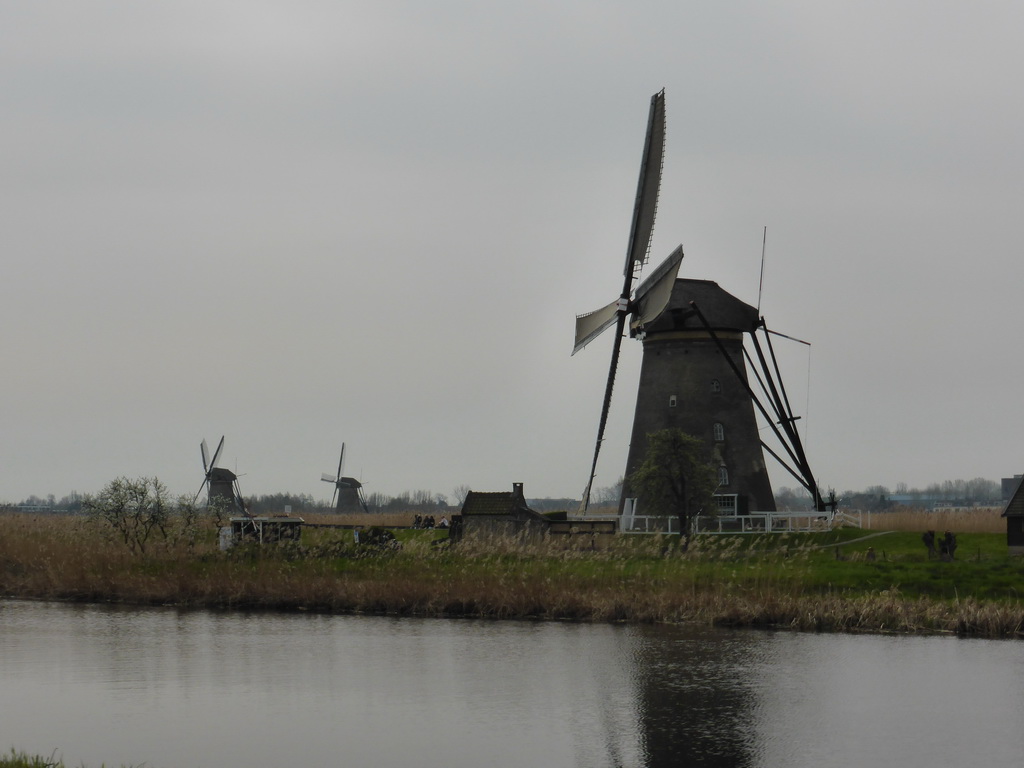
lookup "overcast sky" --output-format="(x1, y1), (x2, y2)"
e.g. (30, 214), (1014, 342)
(3, 1), (1023, 505)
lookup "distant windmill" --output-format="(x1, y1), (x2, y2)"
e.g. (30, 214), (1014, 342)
(321, 443), (367, 513)
(195, 436), (244, 512)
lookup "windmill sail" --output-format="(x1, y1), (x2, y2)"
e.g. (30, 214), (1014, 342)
(623, 90), (666, 274)
(194, 435), (227, 504)
(572, 244), (682, 353)
(576, 89), (667, 511)
(631, 244), (684, 330)
(573, 298), (623, 355)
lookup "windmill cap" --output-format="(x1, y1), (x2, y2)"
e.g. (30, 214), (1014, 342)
(641, 279), (759, 334)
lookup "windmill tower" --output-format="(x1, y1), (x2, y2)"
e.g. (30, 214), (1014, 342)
(574, 90), (824, 517)
(322, 444), (367, 513)
(195, 436), (245, 512)
(620, 280), (775, 514)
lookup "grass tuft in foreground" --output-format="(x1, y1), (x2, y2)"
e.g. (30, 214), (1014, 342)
(0, 749), (145, 768)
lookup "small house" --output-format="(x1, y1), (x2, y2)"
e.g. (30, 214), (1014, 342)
(454, 482), (550, 541)
(1000, 477), (1024, 554)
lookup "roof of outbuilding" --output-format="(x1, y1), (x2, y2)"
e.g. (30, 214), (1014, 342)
(461, 491), (526, 516)
(460, 484), (546, 519)
(1002, 476), (1024, 517)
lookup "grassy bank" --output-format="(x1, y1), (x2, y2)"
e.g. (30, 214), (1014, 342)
(1, 512), (1022, 637)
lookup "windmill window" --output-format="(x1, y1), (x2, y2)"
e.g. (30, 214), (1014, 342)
(713, 423), (725, 441)
(669, 395), (677, 408)
(711, 379), (722, 393)
(718, 466), (730, 486)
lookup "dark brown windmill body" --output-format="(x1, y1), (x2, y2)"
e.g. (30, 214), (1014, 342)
(322, 443), (368, 513)
(208, 466), (241, 508)
(195, 436), (245, 512)
(621, 279), (775, 514)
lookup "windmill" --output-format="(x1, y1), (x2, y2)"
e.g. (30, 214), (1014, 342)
(574, 91), (825, 517)
(572, 89), (685, 511)
(615, 280), (826, 515)
(195, 436), (245, 512)
(321, 443), (368, 513)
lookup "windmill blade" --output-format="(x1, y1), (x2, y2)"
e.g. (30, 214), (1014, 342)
(321, 473), (337, 483)
(581, 310), (629, 511)
(622, 89), (666, 275)
(573, 298), (624, 355)
(337, 443), (346, 481)
(192, 477), (209, 505)
(574, 90), (666, 355)
(577, 90), (667, 512)
(631, 245), (684, 329)
(210, 436), (225, 470)
(331, 485), (339, 508)
(200, 439), (210, 475)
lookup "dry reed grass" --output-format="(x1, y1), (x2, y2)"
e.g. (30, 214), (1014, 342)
(301, 511), (440, 528)
(2, 512), (1022, 638)
(861, 506), (1004, 533)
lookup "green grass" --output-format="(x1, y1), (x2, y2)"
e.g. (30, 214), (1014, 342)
(2, 513), (1023, 636)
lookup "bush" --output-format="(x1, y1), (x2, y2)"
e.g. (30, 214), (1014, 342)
(83, 476), (204, 555)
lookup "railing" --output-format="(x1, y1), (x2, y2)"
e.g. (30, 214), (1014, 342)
(830, 509), (863, 529)
(575, 509), (862, 535)
(570, 513), (681, 534)
(692, 512), (832, 534)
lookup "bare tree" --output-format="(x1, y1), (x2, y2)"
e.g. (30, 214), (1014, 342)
(452, 484), (471, 507)
(592, 477), (624, 506)
(83, 477), (193, 555)
(627, 430), (716, 549)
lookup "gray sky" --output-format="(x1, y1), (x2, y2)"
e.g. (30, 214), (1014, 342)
(3, 1), (1023, 504)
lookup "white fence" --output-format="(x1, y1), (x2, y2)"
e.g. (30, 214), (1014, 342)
(577, 509), (863, 535)
(692, 512), (832, 534)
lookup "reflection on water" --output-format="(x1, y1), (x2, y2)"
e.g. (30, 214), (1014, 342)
(2, 600), (1023, 767)
(633, 625), (763, 766)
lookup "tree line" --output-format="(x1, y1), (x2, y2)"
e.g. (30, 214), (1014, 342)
(6, 471), (1005, 516)
(776, 477), (1003, 511)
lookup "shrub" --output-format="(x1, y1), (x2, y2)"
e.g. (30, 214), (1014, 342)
(83, 476), (204, 555)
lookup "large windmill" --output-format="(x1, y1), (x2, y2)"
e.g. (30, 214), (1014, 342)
(574, 91), (825, 517)
(195, 436), (245, 512)
(321, 443), (367, 513)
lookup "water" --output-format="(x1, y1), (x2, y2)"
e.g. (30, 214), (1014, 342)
(1, 600), (1022, 767)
